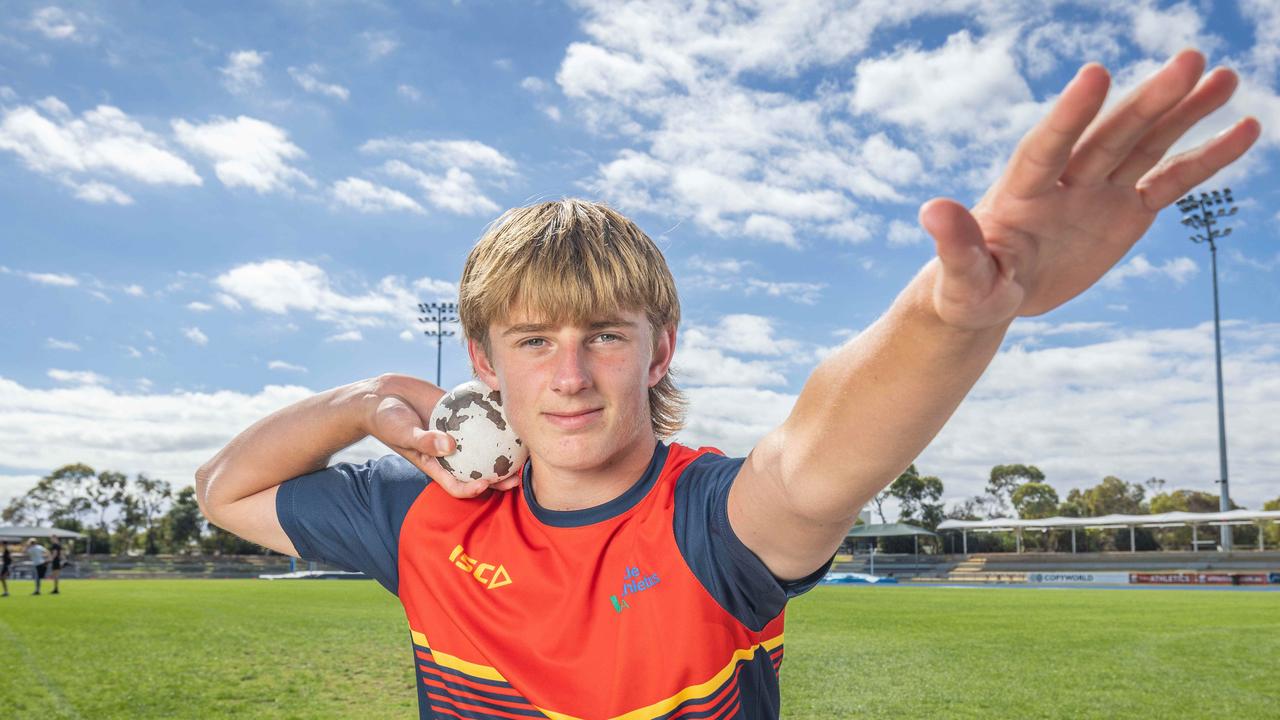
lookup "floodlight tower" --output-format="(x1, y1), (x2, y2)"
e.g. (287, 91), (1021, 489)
(1176, 188), (1238, 551)
(418, 301), (458, 387)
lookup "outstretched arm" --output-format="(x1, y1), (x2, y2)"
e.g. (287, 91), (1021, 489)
(727, 48), (1261, 581)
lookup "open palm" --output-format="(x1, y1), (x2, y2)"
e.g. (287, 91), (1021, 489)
(921, 49), (1261, 330)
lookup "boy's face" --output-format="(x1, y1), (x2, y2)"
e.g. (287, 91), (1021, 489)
(469, 306), (675, 473)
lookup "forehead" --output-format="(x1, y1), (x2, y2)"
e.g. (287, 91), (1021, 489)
(493, 306), (646, 336)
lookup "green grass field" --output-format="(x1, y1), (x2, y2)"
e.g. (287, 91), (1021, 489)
(0, 579), (1276, 719)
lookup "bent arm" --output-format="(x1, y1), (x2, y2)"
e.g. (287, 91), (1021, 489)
(728, 260), (1010, 580)
(195, 377), (383, 557)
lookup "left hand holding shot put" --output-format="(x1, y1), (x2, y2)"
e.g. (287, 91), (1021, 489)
(919, 49), (1260, 331)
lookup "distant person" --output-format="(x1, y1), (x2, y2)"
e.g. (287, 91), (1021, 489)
(26, 538), (48, 595)
(1, 542), (11, 597)
(49, 534), (64, 594)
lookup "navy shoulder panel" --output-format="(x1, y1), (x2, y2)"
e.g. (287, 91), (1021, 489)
(672, 451), (833, 632)
(276, 454), (429, 595)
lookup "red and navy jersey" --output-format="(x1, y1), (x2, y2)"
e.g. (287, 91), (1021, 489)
(278, 441), (833, 719)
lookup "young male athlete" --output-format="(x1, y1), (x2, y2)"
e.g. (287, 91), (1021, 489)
(197, 49), (1258, 718)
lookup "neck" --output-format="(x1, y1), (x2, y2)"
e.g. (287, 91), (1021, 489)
(529, 435), (659, 512)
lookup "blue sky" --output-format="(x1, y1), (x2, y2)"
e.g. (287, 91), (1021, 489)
(2, 0), (1277, 516)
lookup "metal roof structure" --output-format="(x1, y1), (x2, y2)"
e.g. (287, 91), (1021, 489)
(0, 526), (87, 542)
(938, 509), (1280, 532)
(846, 522), (938, 538)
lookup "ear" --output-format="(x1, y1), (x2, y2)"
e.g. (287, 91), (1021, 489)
(467, 336), (500, 391)
(648, 324), (677, 388)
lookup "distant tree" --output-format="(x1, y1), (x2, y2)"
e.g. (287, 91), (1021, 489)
(986, 464), (1045, 514)
(869, 489), (890, 524)
(85, 470), (127, 554)
(1012, 482), (1060, 519)
(946, 497), (984, 521)
(1056, 494), (1087, 517)
(202, 525), (270, 555)
(113, 494), (147, 555)
(160, 486), (204, 553)
(1, 494), (37, 525)
(1265, 497), (1280, 548)
(1150, 489), (1220, 514)
(1074, 476), (1146, 516)
(887, 464), (944, 530)
(131, 474), (172, 555)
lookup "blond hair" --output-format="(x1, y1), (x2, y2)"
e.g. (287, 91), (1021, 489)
(459, 199), (687, 438)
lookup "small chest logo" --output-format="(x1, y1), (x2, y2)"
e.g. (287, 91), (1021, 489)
(610, 564), (660, 613)
(449, 544), (512, 590)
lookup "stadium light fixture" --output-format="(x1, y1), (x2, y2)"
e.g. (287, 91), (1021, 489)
(418, 301), (459, 387)
(1176, 187), (1238, 551)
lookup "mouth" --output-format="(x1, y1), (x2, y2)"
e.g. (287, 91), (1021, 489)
(543, 408), (603, 429)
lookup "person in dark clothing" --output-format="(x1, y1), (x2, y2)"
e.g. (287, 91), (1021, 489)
(1, 542), (11, 597)
(49, 535), (64, 594)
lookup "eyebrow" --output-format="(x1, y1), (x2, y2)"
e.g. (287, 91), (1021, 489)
(501, 319), (637, 337)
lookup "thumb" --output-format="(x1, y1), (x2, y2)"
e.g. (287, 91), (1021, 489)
(918, 197), (997, 284)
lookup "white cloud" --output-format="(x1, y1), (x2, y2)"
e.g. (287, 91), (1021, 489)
(215, 293), (241, 311)
(662, 320), (1280, 511)
(1241, 0), (1280, 87)
(0, 101), (202, 203)
(520, 76), (548, 93)
(684, 314), (804, 357)
(48, 368), (106, 385)
(125, 346), (143, 358)
(288, 65), (350, 101)
(362, 138), (516, 175)
(361, 31), (398, 60)
(397, 84), (422, 102)
(172, 116), (313, 193)
(1128, 2), (1219, 60)
(123, 284), (145, 297)
(381, 160), (500, 216)
(221, 50), (265, 95)
(348, 136), (516, 215)
(73, 180), (132, 204)
(915, 321), (1280, 509)
(887, 219), (926, 247)
(22, 270), (78, 287)
(182, 326), (208, 346)
(850, 30), (1035, 141)
(267, 360), (308, 372)
(541, 105), (562, 122)
(212, 259), (457, 337)
(186, 301), (213, 312)
(399, 329), (415, 342)
(742, 214), (797, 248)
(0, 376), (401, 508)
(742, 278), (826, 305)
(29, 7), (78, 40)
(1101, 254), (1199, 289)
(45, 338), (80, 351)
(331, 177), (425, 214)
(326, 330), (363, 342)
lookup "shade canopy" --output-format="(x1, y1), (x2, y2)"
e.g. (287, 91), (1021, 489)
(846, 522), (938, 539)
(937, 509), (1280, 532)
(0, 526), (87, 542)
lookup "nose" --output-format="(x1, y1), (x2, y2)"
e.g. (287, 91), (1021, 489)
(550, 342), (592, 395)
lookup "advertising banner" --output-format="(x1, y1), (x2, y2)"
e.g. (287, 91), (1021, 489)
(1025, 572), (1130, 585)
(1129, 572), (1247, 585)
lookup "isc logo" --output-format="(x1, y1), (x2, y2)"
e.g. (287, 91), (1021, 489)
(448, 544), (513, 590)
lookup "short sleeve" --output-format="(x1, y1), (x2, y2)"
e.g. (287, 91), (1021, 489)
(275, 454), (429, 595)
(673, 452), (835, 632)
